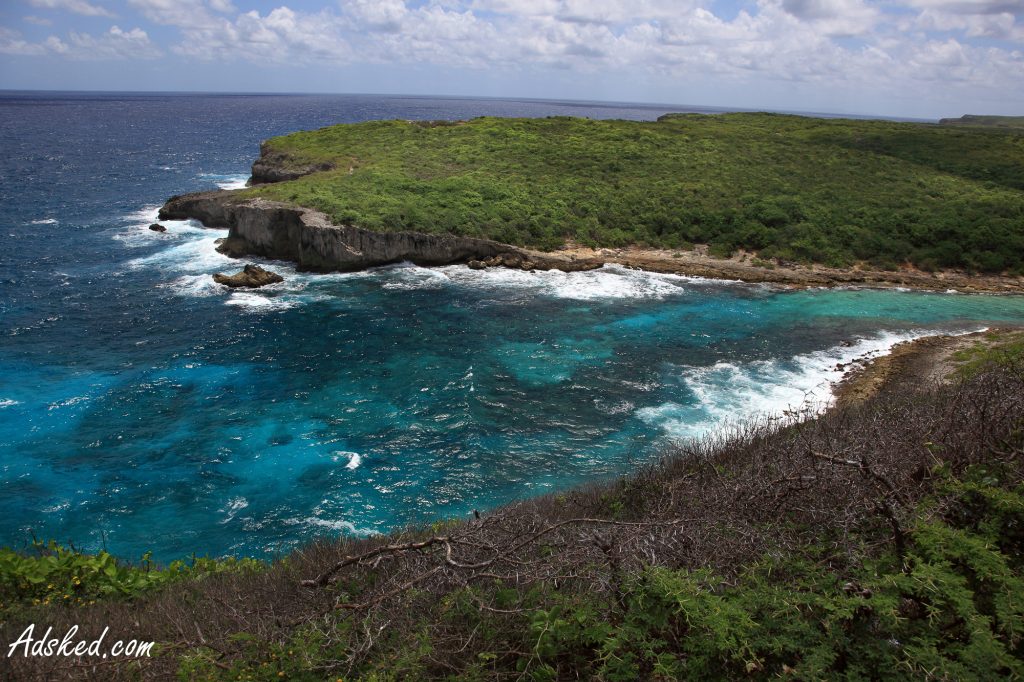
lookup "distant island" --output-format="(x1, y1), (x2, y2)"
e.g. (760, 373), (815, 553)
(161, 112), (1024, 292)
(939, 114), (1024, 129)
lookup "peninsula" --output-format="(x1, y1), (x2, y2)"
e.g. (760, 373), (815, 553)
(161, 112), (1024, 291)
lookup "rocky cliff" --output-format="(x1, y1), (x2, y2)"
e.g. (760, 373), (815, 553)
(158, 190), (602, 273)
(249, 142), (336, 184)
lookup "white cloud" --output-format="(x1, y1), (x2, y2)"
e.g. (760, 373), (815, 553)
(28, 0), (115, 18)
(67, 25), (161, 59)
(0, 25), (159, 59)
(916, 7), (1020, 37)
(778, 0), (880, 35)
(172, 7), (351, 63)
(905, 0), (1024, 14)
(23, 15), (54, 26)
(0, 28), (48, 55)
(126, 0), (216, 28)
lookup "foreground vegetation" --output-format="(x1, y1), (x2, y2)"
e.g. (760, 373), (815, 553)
(243, 113), (1024, 274)
(2, 333), (1023, 679)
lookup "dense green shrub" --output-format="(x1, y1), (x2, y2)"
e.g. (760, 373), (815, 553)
(0, 541), (261, 612)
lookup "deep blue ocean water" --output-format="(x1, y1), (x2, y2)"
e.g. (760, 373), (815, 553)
(1, 92), (1022, 562)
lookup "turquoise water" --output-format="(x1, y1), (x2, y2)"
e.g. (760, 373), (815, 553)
(2, 93), (1023, 562)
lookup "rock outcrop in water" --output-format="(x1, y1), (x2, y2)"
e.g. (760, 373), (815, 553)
(159, 190), (604, 274)
(148, 223), (166, 232)
(212, 264), (284, 288)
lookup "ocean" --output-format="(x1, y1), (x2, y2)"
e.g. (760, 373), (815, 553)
(1, 91), (1022, 562)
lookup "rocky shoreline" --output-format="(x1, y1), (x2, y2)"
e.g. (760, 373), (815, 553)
(831, 328), (1022, 407)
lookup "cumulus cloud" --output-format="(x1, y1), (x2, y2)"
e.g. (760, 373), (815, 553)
(0, 28), (48, 55)
(778, 0), (880, 35)
(66, 25), (162, 59)
(171, 7), (351, 62)
(28, 0), (115, 18)
(126, 0), (217, 28)
(0, 25), (160, 59)
(905, 0), (1024, 14)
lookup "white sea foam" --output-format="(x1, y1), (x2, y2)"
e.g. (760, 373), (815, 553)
(47, 395), (90, 410)
(219, 497), (249, 524)
(380, 265), (451, 291)
(215, 176), (249, 190)
(299, 516), (371, 534)
(161, 273), (225, 298)
(335, 451), (362, 470)
(429, 263), (708, 300)
(0, 399), (19, 408)
(637, 329), (980, 440)
(29, 218), (58, 225)
(198, 172), (250, 191)
(126, 234), (231, 273)
(224, 291), (298, 311)
(112, 204), (211, 249)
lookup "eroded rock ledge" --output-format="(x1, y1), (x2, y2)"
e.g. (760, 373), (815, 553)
(158, 190), (603, 274)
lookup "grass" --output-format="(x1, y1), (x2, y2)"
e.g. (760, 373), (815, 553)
(953, 329), (1024, 377)
(241, 113), (1024, 274)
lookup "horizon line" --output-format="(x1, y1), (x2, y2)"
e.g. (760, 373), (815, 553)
(0, 88), (940, 123)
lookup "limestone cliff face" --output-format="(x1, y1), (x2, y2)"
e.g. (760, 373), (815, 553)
(249, 142), (335, 184)
(158, 190), (601, 273)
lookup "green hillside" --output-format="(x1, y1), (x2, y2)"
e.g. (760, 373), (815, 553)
(243, 113), (1024, 273)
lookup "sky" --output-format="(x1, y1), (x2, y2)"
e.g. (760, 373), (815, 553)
(0, 0), (1022, 119)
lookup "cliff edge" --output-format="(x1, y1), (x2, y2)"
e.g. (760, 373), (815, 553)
(158, 190), (603, 273)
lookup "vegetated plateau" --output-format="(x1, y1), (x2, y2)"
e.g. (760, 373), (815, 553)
(241, 112), (1024, 275)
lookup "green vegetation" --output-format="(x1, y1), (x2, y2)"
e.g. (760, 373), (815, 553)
(953, 329), (1024, 377)
(0, 541), (262, 613)
(244, 113), (1024, 273)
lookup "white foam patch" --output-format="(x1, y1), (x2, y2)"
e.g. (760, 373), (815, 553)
(637, 329), (979, 440)
(0, 399), (19, 408)
(161, 273), (226, 298)
(216, 177), (249, 190)
(126, 234), (231, 273)
(219, 497), (249, 524)
(432, 263), (711, 300)
(224, 291), (298, 311)
(380, 265), (451, 291)
(341, 451), (362, 470)
(298, 517), (372, 535)
(198, 172), (250, 190)
(112, 204), (215, 249)
(29, 218), (58, 225)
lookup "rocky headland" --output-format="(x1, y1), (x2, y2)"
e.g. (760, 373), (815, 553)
(158, 132), (1024, 292)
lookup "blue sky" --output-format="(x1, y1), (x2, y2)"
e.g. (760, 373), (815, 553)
(1, 0), (1022, 118)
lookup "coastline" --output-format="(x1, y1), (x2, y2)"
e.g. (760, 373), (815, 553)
(831, 327), (1022, 407)
(541, 244), (1024, 294)
(159, 189), (1024, 294)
